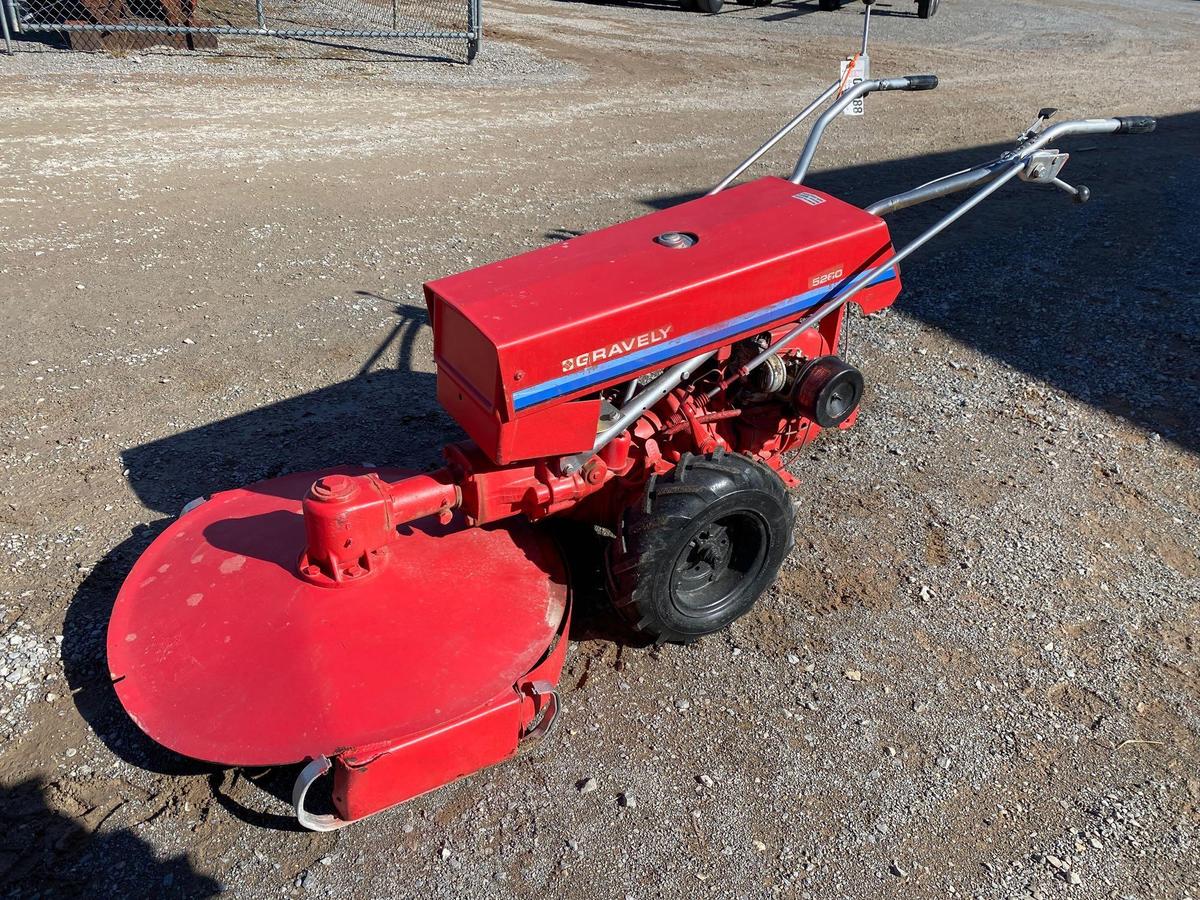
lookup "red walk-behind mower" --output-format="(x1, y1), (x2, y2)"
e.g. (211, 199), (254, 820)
(106, 21), (1154, 828)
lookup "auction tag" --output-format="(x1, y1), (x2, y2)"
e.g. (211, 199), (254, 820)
(839, 54), (870, 116)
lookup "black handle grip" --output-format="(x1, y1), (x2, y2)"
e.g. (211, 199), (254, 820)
(1115, 116), (1156, 134)
(902, 74), (939, 91)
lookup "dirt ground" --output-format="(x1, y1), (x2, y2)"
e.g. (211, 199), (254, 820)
(2, 0), (1199, 897)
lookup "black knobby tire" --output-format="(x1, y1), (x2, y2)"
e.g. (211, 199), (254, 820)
(818, 0), (841, 10)
(607, 451), (794, 643)
(696, 0), (722, 11)
(916, 0), (938, 18)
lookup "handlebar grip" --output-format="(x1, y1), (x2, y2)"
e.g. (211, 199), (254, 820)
(1114, 115), (1156, 135)
(902, 75), (939, 91)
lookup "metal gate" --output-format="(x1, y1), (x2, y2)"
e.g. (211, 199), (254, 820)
(2, 0), (481, 61)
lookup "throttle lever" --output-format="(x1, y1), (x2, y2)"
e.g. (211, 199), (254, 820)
(1017, 107), (1058, 144)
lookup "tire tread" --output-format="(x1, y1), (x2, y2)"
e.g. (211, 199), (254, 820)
(606, 453), (793, 643)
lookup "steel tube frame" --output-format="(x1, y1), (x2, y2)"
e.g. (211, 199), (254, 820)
(789, 76), (928, 185)
(867, 118), (1124, 216)
(2, 1), (12, 54)
(739, 161), (1025, 377)
(560, 350), (718, 471)
(708, 82), (840, 196)
(709, 1), (873, 195)
(743, 120), (1129, 382)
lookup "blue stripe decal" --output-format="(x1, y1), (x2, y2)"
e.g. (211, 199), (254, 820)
(512, 266), (897, 411)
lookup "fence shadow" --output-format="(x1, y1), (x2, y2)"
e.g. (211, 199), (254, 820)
(641, 108), (1200, 455)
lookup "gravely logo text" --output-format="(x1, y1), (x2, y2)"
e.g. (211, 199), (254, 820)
(562, 326), (673, 373)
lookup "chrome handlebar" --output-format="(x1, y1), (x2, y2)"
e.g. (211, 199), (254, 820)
(788, 75), (938, 185)
(867, 115), (1157, 216)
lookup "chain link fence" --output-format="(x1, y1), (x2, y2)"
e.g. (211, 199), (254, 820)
(3, 0), (481, 61)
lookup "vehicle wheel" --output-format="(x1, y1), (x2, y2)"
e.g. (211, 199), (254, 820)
(696, 0), (722, 11)
(917, 0), (938, 18)
(607, 450), (794, 643)
(818, 0), (841, 10)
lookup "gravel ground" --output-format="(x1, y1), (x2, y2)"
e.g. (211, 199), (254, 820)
(1, 0), (1199, 897)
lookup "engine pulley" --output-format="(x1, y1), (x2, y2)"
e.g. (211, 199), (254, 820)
(792, 356), (864, 427)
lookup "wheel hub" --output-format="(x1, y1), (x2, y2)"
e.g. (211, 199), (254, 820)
(684, 526), (733, 582)
(669, 512), (768, 618)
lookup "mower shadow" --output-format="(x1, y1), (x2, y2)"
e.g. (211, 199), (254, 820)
(64, 300), (450, 778)
(554, 520), (654, 647)
(641, 108), (1200, 455)
(0, 778), (222, 897)
(121, 299), (450, 518)
(61, 521), (221, 779)
(67, 297), (639, 818)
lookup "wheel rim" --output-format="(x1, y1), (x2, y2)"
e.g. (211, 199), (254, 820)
(669, 511), (768, 620)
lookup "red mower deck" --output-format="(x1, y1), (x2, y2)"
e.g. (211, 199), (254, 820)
(109, 466), (569, 825)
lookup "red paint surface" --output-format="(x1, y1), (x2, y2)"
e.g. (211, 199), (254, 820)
(425, 176), (898, 463)
(107, 466), (567, 767)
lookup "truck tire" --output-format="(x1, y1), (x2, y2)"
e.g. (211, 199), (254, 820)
(697, 0), (722, 11)
(917, 0), (938, 17)
(607, 450), (794, 643)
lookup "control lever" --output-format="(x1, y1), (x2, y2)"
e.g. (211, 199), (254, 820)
(1051, 178), (1090, 204)
(1019, 147), (1089, 204)
(1017, 107), (1059, 145)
